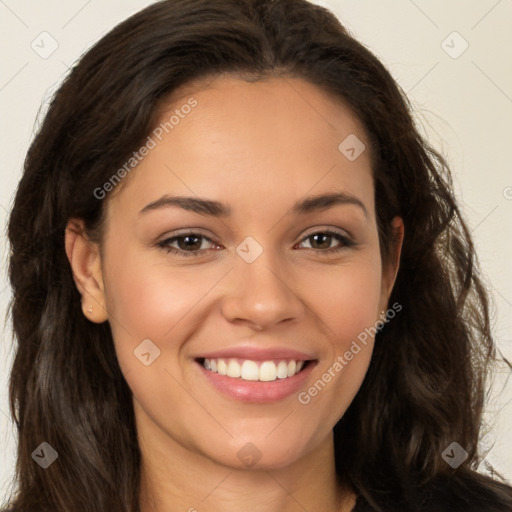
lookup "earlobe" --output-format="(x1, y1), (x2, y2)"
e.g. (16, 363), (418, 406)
(65, 219), (109, 323)
(390, 216), (404, 278)
(380, 216), (404, 309)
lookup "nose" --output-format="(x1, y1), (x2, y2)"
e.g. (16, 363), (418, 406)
(220, 251), (305, 331)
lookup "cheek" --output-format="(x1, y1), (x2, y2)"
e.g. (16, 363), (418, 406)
(104, 264), (203, 336)
(101, 253), (221, 441)
(100, 247), (222, 368)
(104, 240), (383, 372)
(296, 255), (382, 421)
(302, 253), (383, 345)
(102, 231), (382, 395)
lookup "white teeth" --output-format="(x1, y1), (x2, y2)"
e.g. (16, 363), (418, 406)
(276, 361), (288, 379)
(241, 360), (259, 381)
(217, 359), (227, 375)
(259, 361), (277, 381)
(202, 358), (307, 381)
(226, 360), (241, 378)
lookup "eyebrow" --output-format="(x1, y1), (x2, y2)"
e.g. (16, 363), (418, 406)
(139, 192), (368, 218)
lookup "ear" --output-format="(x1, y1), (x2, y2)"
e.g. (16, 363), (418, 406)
(379, 216), (404, 311)
(65, 219), (108, 323)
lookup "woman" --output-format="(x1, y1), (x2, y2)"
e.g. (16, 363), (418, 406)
(4, 0), (512, 510)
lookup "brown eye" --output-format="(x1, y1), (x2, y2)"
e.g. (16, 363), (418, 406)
(176, 235), (203, 251)
(157, 233), (217, 257)
(307, 233), (335, 250)
(297, 230), (355, 254)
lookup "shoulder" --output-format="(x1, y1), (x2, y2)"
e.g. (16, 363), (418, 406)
(1, 506), (45, 512)
(424, 473), (512, 512)
(352, 473), (512, 512)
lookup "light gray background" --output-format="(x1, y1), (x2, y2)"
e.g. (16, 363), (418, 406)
(1, 0), (511, 503)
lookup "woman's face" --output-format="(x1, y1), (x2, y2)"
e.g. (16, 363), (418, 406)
(94, 76), (400, 469)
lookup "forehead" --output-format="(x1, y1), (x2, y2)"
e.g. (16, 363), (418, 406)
(158, 74), (367, 153)
(106, 75), (374, 223)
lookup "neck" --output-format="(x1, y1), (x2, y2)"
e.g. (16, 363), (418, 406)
(138, 412), (355, 512)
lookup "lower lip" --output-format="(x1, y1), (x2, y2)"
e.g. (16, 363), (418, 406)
(197, 361), (316, 404)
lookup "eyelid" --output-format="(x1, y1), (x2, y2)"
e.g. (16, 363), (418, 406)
(296, 227), (356, 249)
(155, 228), (223, 259)
(157, 227), (218, 243)
(158, 225), (352, 244)
(298, 223), (355, 240)
(156, 225), (357, 260)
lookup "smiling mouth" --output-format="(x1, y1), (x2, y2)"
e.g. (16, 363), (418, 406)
(197, 357), (313, 382)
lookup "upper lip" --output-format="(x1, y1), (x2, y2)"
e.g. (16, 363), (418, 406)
(196, 346), (316, 362)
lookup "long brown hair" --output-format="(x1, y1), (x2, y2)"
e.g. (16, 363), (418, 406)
(5, 0), (512, 510)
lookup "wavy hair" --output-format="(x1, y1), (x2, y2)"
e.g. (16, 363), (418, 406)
(5, 0), (512, 510)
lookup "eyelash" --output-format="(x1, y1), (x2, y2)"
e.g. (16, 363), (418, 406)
(156, 229), (356, 258)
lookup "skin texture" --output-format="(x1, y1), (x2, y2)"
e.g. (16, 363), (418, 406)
(65, 76), (403, 512)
